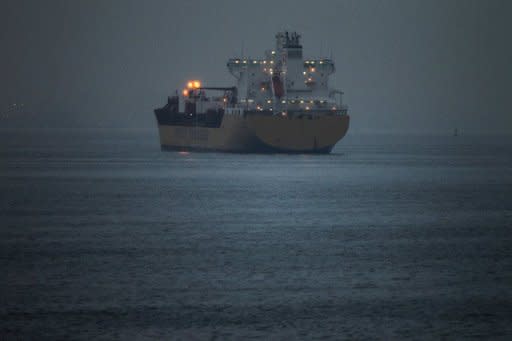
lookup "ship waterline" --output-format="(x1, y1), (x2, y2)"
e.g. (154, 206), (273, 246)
(157, 113), (350, 153)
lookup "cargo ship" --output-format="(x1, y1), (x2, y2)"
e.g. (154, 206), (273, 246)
(154, 32), (350, 153)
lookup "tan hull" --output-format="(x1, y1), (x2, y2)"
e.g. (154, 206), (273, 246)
(157, 114), (349, 153)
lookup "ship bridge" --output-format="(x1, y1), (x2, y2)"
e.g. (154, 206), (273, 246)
(226, 31), (346, 115)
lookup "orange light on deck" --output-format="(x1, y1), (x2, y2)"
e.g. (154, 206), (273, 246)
(186, 80), (201, 89)
(182, 89), (189, 96)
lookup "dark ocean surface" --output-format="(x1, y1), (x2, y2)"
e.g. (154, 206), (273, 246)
(1, 129), (511, 339)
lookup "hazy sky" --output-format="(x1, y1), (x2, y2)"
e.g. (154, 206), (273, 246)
(1, 0), (511, 134)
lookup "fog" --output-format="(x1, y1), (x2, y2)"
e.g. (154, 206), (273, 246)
(1, 0), (511, 134)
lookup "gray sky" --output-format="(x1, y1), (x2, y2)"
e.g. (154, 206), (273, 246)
(1, 0), (511, 134)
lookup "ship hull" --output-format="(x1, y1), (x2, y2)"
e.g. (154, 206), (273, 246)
(155, 113), (349, 154)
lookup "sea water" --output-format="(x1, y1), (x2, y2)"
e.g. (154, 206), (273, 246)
(1, 129), (511, 339)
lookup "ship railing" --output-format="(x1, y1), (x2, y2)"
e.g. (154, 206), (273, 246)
(303, 106), (348, 115)
(283, 108), (348, 117)
(339, 104), (348, 113)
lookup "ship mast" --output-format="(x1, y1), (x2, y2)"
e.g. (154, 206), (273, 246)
(272, 32), (287, 113)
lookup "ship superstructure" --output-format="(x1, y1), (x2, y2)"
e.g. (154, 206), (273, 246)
(154, 31), (350, 153)
(227, 32), (345, 115)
